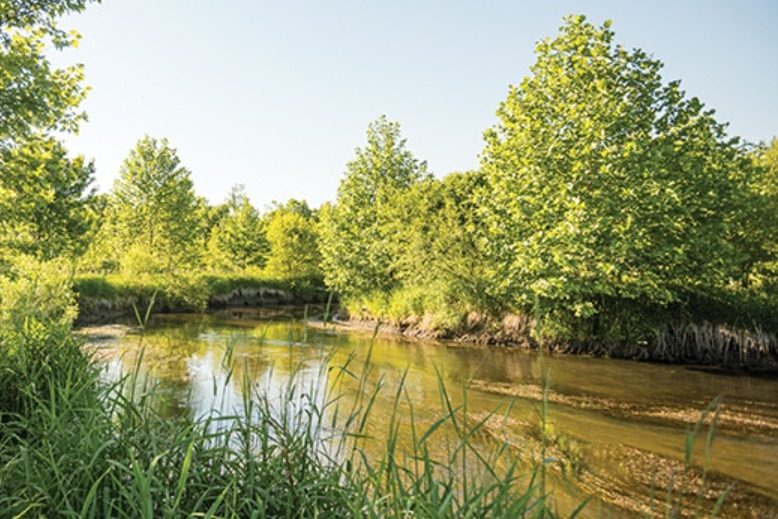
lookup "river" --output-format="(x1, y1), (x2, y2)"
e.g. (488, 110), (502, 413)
(81, 307), (778, 518)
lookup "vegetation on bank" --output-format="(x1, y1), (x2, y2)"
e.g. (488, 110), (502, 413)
(0, 260), (735, 517)
(73, 272), (326, 317)
(319, 19), (778, 365)
(2, 0), (777, 364)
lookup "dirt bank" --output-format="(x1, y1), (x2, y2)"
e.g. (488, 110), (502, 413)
(307, 311), (778, 371)
(76, 286), (317, 324)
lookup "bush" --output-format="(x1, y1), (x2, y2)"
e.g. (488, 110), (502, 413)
(0, 256), (77, 347)
(0, 256), (84, 417)
(73, 275), (119, 300)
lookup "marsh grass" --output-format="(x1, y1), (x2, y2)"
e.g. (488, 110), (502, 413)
(0, 330), (553, 518)
(0, 310), (732, 518)
(73, 273), (328, 316)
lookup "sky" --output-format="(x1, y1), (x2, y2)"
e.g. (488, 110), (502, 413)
(51, 0), (778, 210)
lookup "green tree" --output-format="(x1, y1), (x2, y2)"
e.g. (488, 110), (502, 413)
(264, 200), (320, 280)
(110, 137), (202, 272)
(0, 0), (93, 149)
(747, 138), (778, 293)
(0, 136), (95, 261)
(480, 15), (757, 342)
(0, 1), (96, 268)
(403, 171), (493, 312)
(206, 185), (268, 271)
(76, 194), (123, 274)
(319, 116), (428, 297)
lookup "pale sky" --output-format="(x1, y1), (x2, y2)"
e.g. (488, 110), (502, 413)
(51, 0), (778, 210)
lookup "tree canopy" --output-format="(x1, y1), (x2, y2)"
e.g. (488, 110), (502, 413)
(319, 116), (428, 297)
(206, 185), (268, 272)
(110, 136), (202, 272)
(0, 136), (95, 260)
(480, 15), (760, 341)
(264, 200), (320, 281)
(0, 0), (96, 269)
(0, 0), (93, 149)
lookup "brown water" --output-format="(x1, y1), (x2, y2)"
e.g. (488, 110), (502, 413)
(82, 308), (778, 518)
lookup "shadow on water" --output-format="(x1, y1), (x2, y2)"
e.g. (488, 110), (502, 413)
(682, 365), (778, 380)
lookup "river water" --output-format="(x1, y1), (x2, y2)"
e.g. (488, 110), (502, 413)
(82, 307), (778, 517)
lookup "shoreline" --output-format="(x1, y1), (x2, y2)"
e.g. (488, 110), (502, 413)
(73, 288), (778, 373)
(305, 316), (778, 375)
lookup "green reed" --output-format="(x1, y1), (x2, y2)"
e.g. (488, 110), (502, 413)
(0, 316), (732, 518)
(0, 333), (551, 517)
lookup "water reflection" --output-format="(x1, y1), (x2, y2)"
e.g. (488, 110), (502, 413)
(88, 308), (778, 517)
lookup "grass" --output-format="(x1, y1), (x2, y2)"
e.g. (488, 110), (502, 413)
(0, 300), (734, 518)
(73, 272), (328, 319)
(0, 331), (555, 517)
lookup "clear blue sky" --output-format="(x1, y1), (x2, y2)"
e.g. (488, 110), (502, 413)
(52, 0), (778, 210)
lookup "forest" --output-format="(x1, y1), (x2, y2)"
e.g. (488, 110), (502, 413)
(1, 0), (777, 517)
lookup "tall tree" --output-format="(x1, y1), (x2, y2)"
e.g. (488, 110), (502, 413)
(264, 200), (320, 280)
(0, 1), (97, 267)
(206, 185), (268, 271)
(0, 0), (93, 150)
(480, 15), (757, 341)
(319, 116), (428, 297)
(111, 137), (202, 271)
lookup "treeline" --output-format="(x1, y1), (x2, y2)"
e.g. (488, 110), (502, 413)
(320, 17), (778, 359)
(2, 134), (324, 310)
(76, 137), (322, 292)
(2, 8), (777, 359)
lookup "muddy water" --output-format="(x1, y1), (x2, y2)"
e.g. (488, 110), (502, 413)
(82, 308), (778, 518)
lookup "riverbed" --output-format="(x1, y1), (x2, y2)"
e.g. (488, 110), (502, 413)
(80, 307), (778, 517)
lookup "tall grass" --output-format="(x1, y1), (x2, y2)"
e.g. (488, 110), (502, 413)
(0, 282), (734, 518)
(0, 330), (557, 517)
(73, 272), (328, 319)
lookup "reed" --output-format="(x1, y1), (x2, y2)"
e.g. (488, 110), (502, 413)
(0, 305), (734, 518)
(0, 334), (552, 517)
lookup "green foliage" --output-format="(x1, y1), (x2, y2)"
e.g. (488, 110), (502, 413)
(0, 136), (96, 261)
(205, 184), (269, 271)
(480, 15), (761, 343)
(392, 171), (496, 314)
(746, 138), (778, 295)
(319, 116), (428, 297)
(72, 274), (118, 301)
(0, 0), (93, 148)
(345, 284), (468, 334)
(0, 255), (76, 368)
(264, 199), (321, 281)
(757, 138), (778, 198)
(0, 1), (97, 269)
(110, 136), (204, 272)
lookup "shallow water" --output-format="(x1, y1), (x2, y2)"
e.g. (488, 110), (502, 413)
(83, 308), (778, 517)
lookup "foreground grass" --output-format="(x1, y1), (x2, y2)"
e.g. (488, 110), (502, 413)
(0, 329), (556, 518)
(0, 314), (736, 517)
